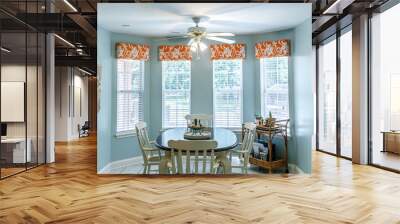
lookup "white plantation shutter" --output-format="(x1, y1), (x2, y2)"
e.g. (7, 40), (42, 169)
(213, 59), (243, 128)
(260, 57), (289, 120)
(162, 60), (191, 128)
(116, 59), (144, 135)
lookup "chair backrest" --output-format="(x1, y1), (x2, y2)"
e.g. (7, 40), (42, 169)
(168, 140), (218, 174)
(136, 122), (151, 161)
(136, 122), (151, 146)
(242, 122), (256, 153)
(185, 114), (213, 129)
(82, 121), (90, 129)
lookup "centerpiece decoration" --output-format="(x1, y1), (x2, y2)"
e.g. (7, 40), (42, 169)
(184, 118), (212, 140)
(255, 112), (277, 129)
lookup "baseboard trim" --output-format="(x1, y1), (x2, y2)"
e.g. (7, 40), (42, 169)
(288, 163), (304, 174)
(98, 156), (142, 174)
(99, 158), (306, 175)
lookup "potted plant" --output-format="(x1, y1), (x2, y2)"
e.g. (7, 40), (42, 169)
(255, 114), (262, 125)
(266, 111), (276, 127)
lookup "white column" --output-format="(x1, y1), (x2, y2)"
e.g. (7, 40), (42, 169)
(45, 1), (57, 163)
(46, 32), (55, 163)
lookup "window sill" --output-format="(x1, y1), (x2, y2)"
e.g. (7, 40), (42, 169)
(230, 128), (244, 133)
(115, 131), (136, 139)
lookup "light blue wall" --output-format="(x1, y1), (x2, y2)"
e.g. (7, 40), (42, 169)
(97, 26), (112, 171)
(292, 18), (313, 173)
(97, 26), (313, 173)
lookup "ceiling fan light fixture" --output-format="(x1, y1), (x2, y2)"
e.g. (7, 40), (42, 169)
(167, 17), (236, 59)
(199, 42), (207, 51)
(190, 44), (197, 52)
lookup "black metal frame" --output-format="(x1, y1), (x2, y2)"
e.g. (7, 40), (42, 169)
(0, 0), (48, 180)
(367, 10), (373, 166)
(336, 27), (341, 158)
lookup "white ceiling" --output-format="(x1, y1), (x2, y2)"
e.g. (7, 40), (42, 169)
(97, 3), (311, 37)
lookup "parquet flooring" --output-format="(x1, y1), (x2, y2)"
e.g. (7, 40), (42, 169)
(1, 135), (400, 223)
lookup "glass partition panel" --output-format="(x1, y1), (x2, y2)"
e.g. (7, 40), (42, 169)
(340, 29), (352, 158)
(317, 37), (337, 154)
(371, 3), (400, 171)
(1, 31), (27, 178)
(0, 1), (46, 179)
(27, 31), (38, 169)
(38, 32), (45, 165)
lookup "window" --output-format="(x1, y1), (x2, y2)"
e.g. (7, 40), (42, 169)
(213, 59), (243, 128)
(116, 59), (144, 135)
(162, 60), (191, 128)
(260, 57), (289, 121)
(317, 38), (337, 154)
(340, 30), (352, 158)
(371, 3), (400, 171)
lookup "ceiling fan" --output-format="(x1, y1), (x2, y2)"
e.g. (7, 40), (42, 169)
(163, 17), (236, 58)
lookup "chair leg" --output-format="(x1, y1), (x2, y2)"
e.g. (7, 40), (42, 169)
(147, 164), (151, 174)
(143, 163), (148, 174)
(244, 154), (248, 174)
(220, 162), (225, 174)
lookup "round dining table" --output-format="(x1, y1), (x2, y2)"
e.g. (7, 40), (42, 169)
(155, 128), (238, 174)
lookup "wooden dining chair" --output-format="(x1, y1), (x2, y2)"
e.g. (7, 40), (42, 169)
(167, 140), (218, 174)
(185, 114), (213, 130)
(136, 122), (162, 174)
(230, 122), (256, 174)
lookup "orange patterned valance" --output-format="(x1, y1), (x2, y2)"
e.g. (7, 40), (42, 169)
(116, 43), (150, 61)
(255, 39), (290, 59)
(159, 45), (192, 61)
(210, 43), (246, 60)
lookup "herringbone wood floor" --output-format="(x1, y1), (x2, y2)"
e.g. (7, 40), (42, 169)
(1, 135), (400, 224)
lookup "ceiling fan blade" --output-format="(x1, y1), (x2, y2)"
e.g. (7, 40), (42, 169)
(207, 32), (235, 37)
(206, 36), (235, 44)
(156, 35), (190, 41)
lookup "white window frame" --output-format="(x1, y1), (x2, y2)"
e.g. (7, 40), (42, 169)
(115, 59), (145, 137)
(212, 59), (243, 129)
(162, 60), (191, 129)
(260, 56), (290, 121)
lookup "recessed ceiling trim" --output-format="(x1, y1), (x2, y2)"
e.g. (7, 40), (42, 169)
(97, 3), (311, 37)
(54, 34), (75, 48)
(63, 0), (78, 12)
(323, 0), (355, 14)
(1, 47), (11, 53)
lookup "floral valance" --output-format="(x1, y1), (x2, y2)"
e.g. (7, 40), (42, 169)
(210, 43), (246, 60)
(255, 39), (290, 59)
(159, 45), (192, 61)
(116, 42), (150, 61)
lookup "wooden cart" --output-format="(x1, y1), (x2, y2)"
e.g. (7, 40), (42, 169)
(247, 119), (289, 173)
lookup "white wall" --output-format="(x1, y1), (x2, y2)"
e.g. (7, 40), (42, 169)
(1, 64), (46, 164)
(1, 65), (40, 137)
(55, 67), (89, 141)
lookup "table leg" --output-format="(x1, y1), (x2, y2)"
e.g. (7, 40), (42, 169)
(283, 136), (289, 173)
(268, 136), (273, 174)
(216, 151), (231, 174)
(159, 151), (171, 174)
